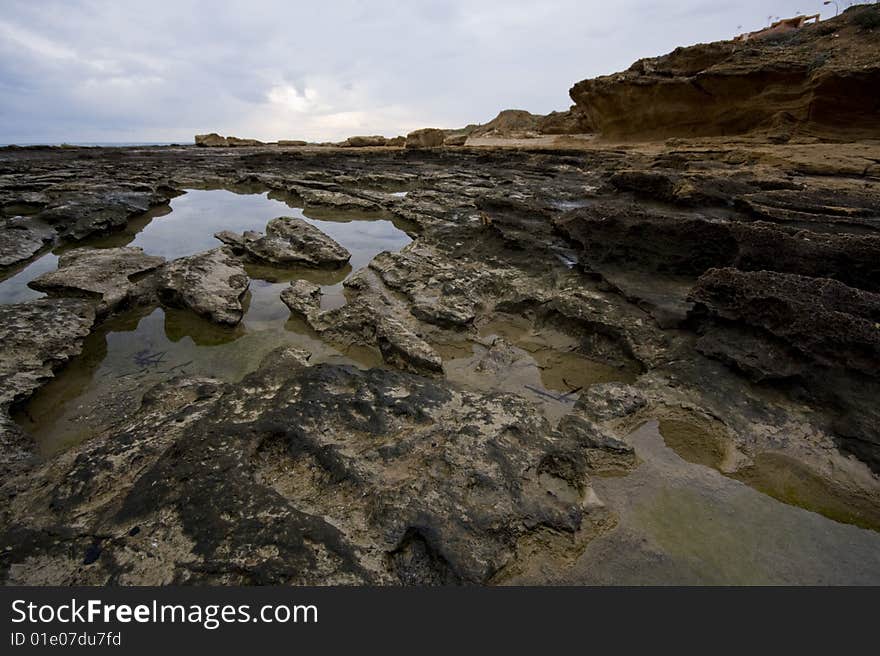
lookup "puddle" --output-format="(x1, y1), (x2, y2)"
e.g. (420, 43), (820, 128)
(657, 420), (880, 531)
(515, 420), (880, 584)
(8, 188), (412, 455)
(439, 313), (638, 423)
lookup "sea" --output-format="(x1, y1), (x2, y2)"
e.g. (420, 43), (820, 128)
(0, 142), (183, 147)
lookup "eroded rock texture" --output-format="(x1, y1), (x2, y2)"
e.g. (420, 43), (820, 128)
(570, 6), (880, 140)
(157, 248), (249, 325)
(0, 348), (614, 584)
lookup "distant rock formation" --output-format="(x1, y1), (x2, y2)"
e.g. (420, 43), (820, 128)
(194, 133), (228, 147)
(568, 4), (880, 140)
(405, 128), (446, 149)
(194, 133), (264, 147)
(446, 108), (588, 143)
(342, 135), (388, 147)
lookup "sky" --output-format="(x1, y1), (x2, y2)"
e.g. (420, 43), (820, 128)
(0, 0), (844, 143)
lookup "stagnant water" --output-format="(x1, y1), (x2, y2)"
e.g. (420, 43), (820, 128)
(5, 189), (413, 455)
(4, 188), (627, 457)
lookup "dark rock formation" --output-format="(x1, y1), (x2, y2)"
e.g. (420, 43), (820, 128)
(688, 268), (880, 378)
(0, 348), (614, 584)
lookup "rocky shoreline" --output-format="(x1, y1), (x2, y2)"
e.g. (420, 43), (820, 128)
(1, 5), (879, 584)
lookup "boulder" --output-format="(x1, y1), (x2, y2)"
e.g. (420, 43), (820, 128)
(405, 128), (446, 149)
(157, 248), (249, 325)
(216, 216), (350, 268)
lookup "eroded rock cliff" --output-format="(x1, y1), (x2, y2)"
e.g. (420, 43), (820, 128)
(569, 5), (880, 140)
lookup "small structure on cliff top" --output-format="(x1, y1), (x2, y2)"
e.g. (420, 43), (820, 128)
(734, 14), (820, 42)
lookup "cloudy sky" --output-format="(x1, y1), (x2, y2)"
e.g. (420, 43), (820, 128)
(0, 0), (835, 143)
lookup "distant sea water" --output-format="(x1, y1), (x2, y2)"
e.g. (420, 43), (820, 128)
(0, 142), (184, 147)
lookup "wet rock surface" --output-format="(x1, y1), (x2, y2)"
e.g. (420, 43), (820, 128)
(0, 348), (615, 584)
(0, 134), (878, 584)
(29, 247), (165, 316)
(569, 6), (880, 140)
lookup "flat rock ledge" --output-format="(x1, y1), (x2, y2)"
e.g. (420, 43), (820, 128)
(216, 216), (351, 267)
(29, 246), (165, 316)
(157, 248), (249, 325)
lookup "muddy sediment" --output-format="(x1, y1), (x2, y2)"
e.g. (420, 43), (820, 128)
(0, 139), (878, 584)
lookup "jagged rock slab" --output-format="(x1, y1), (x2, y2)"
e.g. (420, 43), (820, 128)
(289, 186), (382, 211)
(557, 413), (637, 473)
(280, 280), (322, 316)
(37, 187), (173, 241)
(216, 216), (351, 267)
(29, 247), (165, 315)
(157, 248), (249, 325)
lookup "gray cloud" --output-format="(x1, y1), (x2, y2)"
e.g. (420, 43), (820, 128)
(0, 0), (828, 142)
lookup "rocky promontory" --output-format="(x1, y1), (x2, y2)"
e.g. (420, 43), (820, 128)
(569, 4), (880, 140)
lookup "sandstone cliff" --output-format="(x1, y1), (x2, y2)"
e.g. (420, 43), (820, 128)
(569, 4), (880, 140)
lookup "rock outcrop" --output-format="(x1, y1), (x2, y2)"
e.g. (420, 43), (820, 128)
(194, 133), (228, 147)
(280, 279), (322, 316)
(569, 5), (880, 140)
(342, 135), (389, 147)
(194, 134), (263, 147)
(157, 248), (249, 325)
(688, 268), (880, 379)
(216, 216), (351, 267)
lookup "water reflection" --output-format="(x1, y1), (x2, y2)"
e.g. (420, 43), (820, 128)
(9, 188), (413, 455)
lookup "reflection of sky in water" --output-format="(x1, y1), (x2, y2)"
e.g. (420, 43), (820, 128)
(11, 188), (412, 455)
(0, 251), (58, 304)
(1, 189), (412, 307)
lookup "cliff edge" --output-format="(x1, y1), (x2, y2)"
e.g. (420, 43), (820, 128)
(569, 4), (880, 141)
